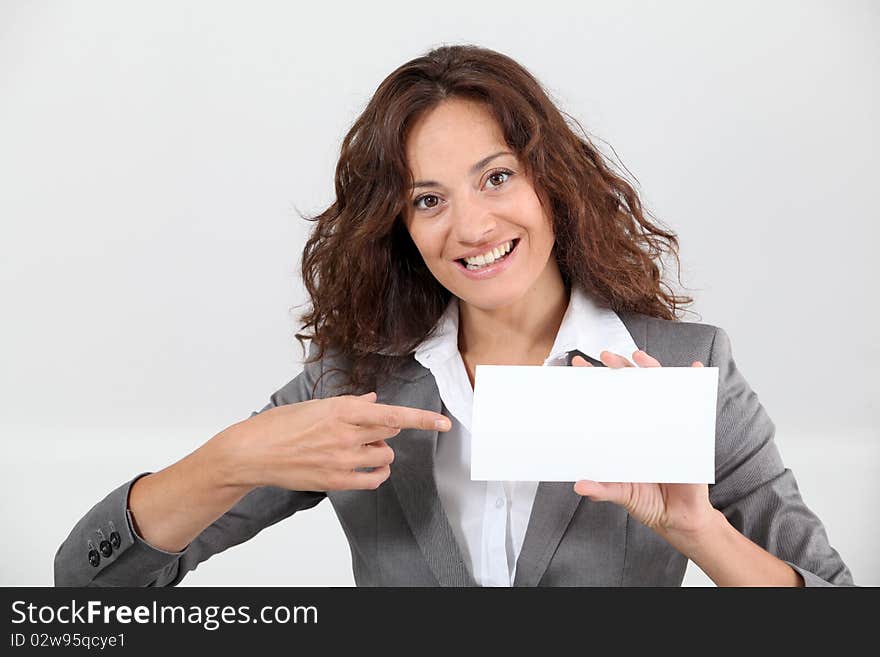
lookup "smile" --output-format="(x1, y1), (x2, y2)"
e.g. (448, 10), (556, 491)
(453, 238), (520, 279)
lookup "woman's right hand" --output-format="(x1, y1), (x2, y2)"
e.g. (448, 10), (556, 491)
(209, 392), (452, 493)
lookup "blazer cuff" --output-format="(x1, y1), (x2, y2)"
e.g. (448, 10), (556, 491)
(55, 472), (188, 586)
(784, 560), (836, 587)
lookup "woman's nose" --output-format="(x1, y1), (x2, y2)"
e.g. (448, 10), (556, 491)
(450, 193), (497, 243)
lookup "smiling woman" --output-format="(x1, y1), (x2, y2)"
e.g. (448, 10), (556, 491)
(296, 45), (690, 396)
(54, 44), (855, 589)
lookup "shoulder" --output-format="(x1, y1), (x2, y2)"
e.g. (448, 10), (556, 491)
(301, 340), (428, 395)
(617, 310), (726, 366)
(300, 341), (355, 393)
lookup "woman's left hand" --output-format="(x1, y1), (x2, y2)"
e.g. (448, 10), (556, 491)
(571, 350), (718, 544)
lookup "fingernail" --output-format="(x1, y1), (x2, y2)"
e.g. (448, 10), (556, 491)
(435, 418), (451, 430)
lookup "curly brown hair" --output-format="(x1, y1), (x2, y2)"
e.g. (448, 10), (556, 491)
(294, 44), (693, 396)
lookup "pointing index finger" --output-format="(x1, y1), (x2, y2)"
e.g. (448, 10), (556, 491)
(343, 400), (451, 432)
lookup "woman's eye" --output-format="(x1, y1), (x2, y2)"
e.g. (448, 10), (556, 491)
(485, 169), (513, 189)
(413, 194), (441, 211)
(412, 170), (512, 211)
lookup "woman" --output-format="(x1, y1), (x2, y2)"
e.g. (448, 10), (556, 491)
(54, 45), (854, 587)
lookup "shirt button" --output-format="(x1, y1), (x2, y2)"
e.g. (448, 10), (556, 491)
(495, 498), (505, 509)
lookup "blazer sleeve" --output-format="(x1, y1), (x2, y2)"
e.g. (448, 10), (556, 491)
(706, 327), (856, 586)
(54, 341), (329, 587)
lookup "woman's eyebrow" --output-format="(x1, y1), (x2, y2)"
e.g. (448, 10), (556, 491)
(411, 150), (514, 190)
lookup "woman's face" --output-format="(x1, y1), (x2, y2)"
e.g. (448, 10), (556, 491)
(402, 98), (558, 311)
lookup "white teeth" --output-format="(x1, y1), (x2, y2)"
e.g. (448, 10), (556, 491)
(462, 240), (514, 267)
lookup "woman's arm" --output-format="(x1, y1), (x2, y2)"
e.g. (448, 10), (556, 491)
(656, 508), (805, 586)
(53, 343), (327, 587)
(696, 327), (854, 586)
(125, 430), (259, 553)
(54, 341), (441, 587)
(573, 327), (855, 586)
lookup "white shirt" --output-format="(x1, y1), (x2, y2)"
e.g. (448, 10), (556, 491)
(412, 284), (640, 586)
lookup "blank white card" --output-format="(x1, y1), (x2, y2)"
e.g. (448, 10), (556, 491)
(470, 365), (719, 483)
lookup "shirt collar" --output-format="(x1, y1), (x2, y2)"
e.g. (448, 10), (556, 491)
(412, 295), (461, 370)
(413, 284), (639, 369)
(544, 284), (640, 364)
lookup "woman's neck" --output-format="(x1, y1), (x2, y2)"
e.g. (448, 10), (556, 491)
(457, 261), (569, 364)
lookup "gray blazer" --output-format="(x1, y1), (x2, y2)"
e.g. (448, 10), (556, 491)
(53, 311), (856, 587)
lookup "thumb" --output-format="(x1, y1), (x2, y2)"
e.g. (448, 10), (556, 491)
(573, 480), (629, 505)
(357, 391), (377, 401)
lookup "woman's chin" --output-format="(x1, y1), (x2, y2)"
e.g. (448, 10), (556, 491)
(456, 285), (531, 311)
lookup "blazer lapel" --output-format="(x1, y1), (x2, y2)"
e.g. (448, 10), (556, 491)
(514, 312), (648, 586)
(512, 481), (584, 586)
(384, 365), (476, 587)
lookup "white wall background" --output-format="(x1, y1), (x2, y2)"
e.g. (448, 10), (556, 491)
(1, 0), (877, 586)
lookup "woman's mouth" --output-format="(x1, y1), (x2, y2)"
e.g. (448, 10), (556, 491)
(453, 238), (520, 280)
